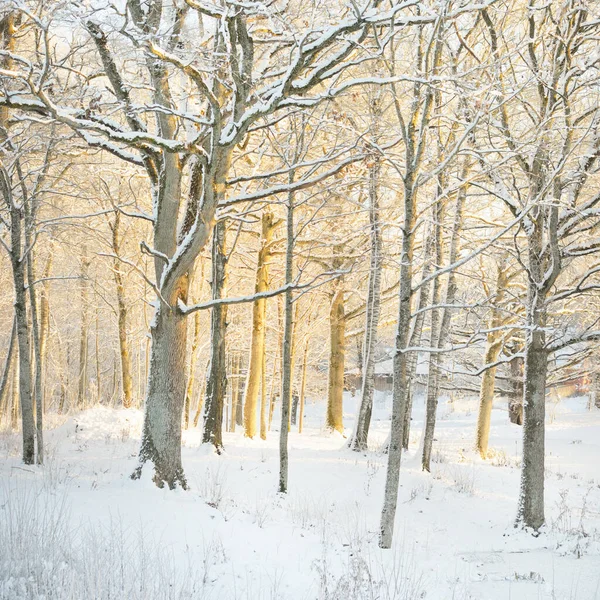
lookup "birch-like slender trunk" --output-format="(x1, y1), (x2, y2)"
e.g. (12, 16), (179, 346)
(401, 220), (436, 450)
(11, 359), (19, 431)
(10, 200), (35, 463)
(229, 352), (240, 432)
(298, 337), (309, 433)
(350, 158), (382, 451)
(279, 188), (294, 493)
(260, 329), (268, 439)
(380, 178), (416, 549)
(421, 192), (445, 472)
(0, 317), (16, 424)
(269, 295), (284, 431)
(203, 221), (228, 452)
(26, 248), (43, 463)
(77, 248), (90, 408)
(39, 256), (51, 411)
(235, 352), (243, 427)
(1, 18), (34, 463)
(243, 211), (274, 438)
(111, 212), (133, 408)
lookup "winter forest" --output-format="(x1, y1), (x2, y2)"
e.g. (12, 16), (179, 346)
(0, 0), (600, 598)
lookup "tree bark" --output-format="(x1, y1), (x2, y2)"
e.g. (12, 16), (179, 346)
(298, 338), (309, 433)
(203, 221), (228, 452)
(243, 211), (274, 439)
(421, 192), (445, 472)
(517, 296), (547, 530)
(350, 158), (382, 451)
(326, 287), (345, 433)
(185, 309), (201, 429)
(77, 248), (90, 408)
(135, 293), (189, 488)
(111, 212), (134, 409)
(26, 243), (43, 463)
(380, 178), (417, 548)
(508, 355), (524, 425)
(11, 206), (35, 464)
(475, 263), (509, 458)
(279, 189), (294, 493)
(39, 255), (51, 412)
(475, 338), (503, 457)
(0, 317), (16, 423)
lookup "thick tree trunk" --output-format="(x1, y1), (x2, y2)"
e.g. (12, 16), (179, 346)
(517, 295), (547, 530)
(203, 221), (228, 452)
(134, 296), (189, 488)
(326, 288), (345, 433)
(243, 211), (274, 438)
(350, 159), (382, 451)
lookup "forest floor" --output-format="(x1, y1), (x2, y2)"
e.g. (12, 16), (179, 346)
(1, 393), (599, 600)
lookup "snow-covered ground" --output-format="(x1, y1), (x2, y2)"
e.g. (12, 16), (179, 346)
(1, 393), (599, 600)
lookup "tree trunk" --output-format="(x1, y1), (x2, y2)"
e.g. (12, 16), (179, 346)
(508, 356), (524, 425)
(421, 190), (445, 472)
(350, 158), (382, 451)
(185, 310), (201, 429)
(269, 295), (284, 431)
(279, 189), (294, 494)
(326, 288), (345, 433)
(134, 295), (189, 488)
(39, 254), (51, 412)
(517, 295), (547, 530)
(401, 218), (437, 450)
(0, 317), (16, 423)
(2, 169), (36, 463)
(111, 212), (134, 409)
(380, 178), (416, 549)
(203, 221), (228, 452)
(77, 248), (90, 408)
(13, 231), (35, 464)
(298, 338), (309, 433)
(26, 247), (44, 463)
(243, 211), (274, 438)
(475, 338), (503, 457)
(260, 329), (268, 439)
(229, 351), (240, 431)
(11, 359), (19, 431)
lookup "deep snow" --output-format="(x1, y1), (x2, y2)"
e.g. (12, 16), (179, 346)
(1, 393), (599, 599)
